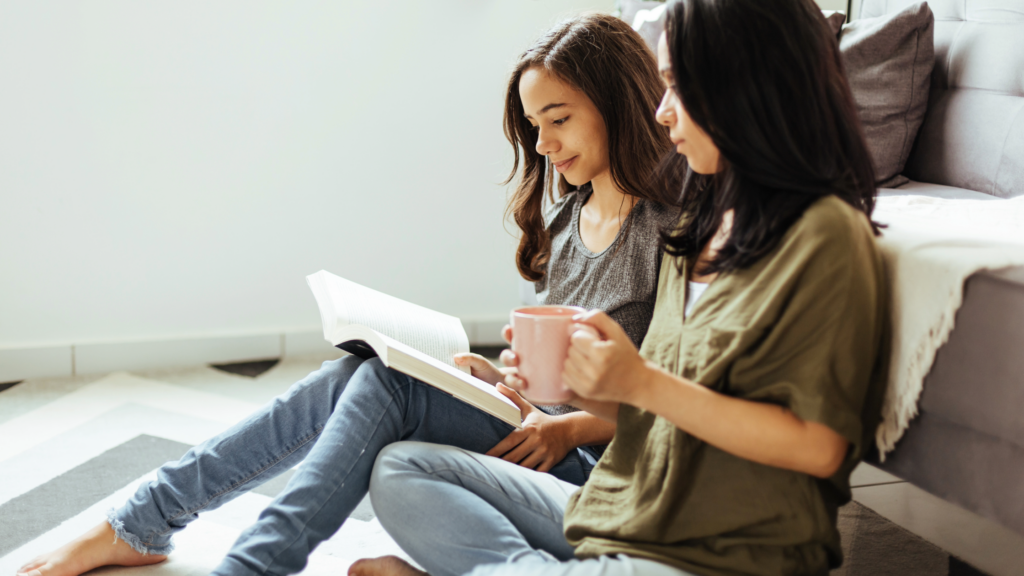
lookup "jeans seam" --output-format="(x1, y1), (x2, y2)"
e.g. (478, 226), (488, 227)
(145, 424), (325, 543)
(262, 377), (406, 574)
(424, 458), (565, 525)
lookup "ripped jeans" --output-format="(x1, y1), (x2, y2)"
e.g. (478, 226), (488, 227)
(108, 356), (596, 576)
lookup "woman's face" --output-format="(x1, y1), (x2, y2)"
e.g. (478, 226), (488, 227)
(655, 33), (722, 174)
(519, 66), (610, 187)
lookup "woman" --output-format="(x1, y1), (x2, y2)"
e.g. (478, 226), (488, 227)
(16, 13), (679, 576)
(356, 0), (888, 575)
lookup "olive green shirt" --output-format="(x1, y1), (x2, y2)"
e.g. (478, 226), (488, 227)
(562, 196), (889, 576)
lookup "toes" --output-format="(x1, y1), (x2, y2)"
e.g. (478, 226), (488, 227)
(16, 559), (43, 573)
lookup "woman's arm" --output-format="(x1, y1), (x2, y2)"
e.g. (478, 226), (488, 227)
(632, 365), (847, 478)
(563, 312), (848, 479)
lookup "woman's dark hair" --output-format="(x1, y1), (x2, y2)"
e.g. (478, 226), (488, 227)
(504, 13), (675, 281)
(660, 0), (879, 275)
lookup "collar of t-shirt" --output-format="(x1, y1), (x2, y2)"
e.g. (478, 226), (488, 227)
(684, 281), (709, 319)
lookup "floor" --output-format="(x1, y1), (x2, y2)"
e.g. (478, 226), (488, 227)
(2, 353), (1023, 576)
(848, 467), (1024, 576)
(0, 351), (414, 576)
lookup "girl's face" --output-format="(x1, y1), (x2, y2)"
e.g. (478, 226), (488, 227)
(655, 33), (722, 174)
(519, 66), (611, 187)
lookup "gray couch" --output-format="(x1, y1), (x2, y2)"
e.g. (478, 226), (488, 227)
(862, 0), (1024, 536)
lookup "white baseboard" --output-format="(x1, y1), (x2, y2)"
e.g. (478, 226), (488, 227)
(0, 317), (508, 381)
(74, 334), (283, 376)
(0, 345), (74, 383)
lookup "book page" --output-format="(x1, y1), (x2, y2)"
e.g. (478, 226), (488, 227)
(307, 270), (470, 370)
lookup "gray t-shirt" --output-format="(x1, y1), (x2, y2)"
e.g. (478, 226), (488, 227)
(534, 185), (678, 416)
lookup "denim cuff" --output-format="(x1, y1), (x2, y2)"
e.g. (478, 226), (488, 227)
(106, 508), (175, 556)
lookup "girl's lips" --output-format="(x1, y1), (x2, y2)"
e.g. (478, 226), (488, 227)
(553, 156), (577, 173)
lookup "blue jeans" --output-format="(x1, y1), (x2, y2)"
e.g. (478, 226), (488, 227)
(107, 356), (595, 576)
(369, 442), (694, 576)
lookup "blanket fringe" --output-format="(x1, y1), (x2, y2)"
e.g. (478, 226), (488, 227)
(875, 284), (961, 460)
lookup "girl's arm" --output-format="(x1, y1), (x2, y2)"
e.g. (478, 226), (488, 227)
(455, 354), (616, 471)
(485, 384), (616, 472)
(563, 312), (849, 479)
(558, 408), (617, 445)
(566, 397), (620, 424)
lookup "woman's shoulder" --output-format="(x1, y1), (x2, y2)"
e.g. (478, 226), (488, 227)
(793, 194), (875, 248)
(775, 194), (881, 280)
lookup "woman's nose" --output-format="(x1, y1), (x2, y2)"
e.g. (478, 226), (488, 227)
(655, 91), (675, 126)
(535, 128), (558, 156)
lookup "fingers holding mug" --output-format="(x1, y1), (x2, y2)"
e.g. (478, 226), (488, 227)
(499, 348), (519, 369)
(502, 370), (529, 396)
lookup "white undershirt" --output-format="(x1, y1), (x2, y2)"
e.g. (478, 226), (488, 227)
(685, 281), (710, 319)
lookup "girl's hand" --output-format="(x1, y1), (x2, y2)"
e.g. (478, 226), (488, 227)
(453, 353), (510, 386)
(486, 384), (575, 472)
(498, 348), (580, 404)
(501, 324), (513, 345)
(497, 324), (536, 395)
(563, 310), (651, 404)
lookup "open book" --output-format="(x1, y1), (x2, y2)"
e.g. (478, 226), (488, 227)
(306, 270), (521, 428)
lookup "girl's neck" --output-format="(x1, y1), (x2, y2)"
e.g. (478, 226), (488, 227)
(586, 170), (636, 221)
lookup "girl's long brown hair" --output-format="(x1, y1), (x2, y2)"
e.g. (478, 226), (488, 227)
(504, 13), (675, 281)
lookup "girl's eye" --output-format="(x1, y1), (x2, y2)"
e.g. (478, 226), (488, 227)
(553, 117), (569, 126)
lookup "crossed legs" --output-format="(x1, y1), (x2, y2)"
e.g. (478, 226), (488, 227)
(18, 357), (592, 576)
(365, 442), (693, 576)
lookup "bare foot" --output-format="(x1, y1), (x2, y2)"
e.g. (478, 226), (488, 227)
(348, 556), (428, 576)
(16, 521), (167, 576)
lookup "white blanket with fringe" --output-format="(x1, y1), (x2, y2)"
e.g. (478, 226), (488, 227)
(873, 194), (1024, 458)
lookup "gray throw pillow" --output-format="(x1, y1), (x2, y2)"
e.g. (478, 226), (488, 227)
(839, 2), (935, 187)
(823, 11), (847, 36)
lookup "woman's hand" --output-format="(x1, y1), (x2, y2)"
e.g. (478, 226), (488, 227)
(486, 383), (575, 472)
(453, 353), (512, 386)
(562, 310), (652, 404)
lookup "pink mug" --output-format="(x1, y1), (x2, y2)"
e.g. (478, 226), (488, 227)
(509, 305), (586, 404)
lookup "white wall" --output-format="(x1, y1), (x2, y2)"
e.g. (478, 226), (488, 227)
(0, 1), (613, 373)
(815, 0), (848, 12)
(815, 0), (862, 19)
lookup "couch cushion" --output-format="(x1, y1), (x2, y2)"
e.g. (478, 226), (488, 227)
(840, 3), (935, 187)
(862, 0), (1024, 198)
(878, 180), (998, 200)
